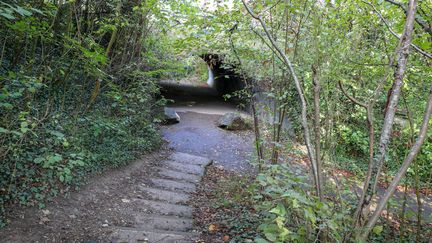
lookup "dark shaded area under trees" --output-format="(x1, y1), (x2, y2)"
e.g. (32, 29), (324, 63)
(0, 0), (185, 226)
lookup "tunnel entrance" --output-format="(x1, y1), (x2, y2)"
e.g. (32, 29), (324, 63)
(158, 53), (293, 136)
(159, 53), (246, 104)
(200, 54), (245, 96)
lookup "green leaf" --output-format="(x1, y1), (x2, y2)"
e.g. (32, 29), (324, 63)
(33, 157), (44, 164)
(11, 130), (23, 137)
(304, 207), (316, 224)
(20, 121), (29, 133)
(0, 127), (9, 133)
(0, 12), (15, 20)
(30, 7), (43, 15)
(51, 155), (63, 163)
(63, 167), (71, 175)
(269, 203), (286, 217)
(254, 238), (268, 243)
(373, 225), (383, 235)
(43, 154), (63, 168)
(292, 199), (299, 208)
(1, 102), (13, 109)
(15, 6), (32, 16)
(28, 87), (36, 93)
(73, 160), (85, 166)
(262, 224), (279, 242)
(49, 130), (65, 139)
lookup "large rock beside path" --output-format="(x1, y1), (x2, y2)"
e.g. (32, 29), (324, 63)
(217, 112), (250, 130)
(163, 107), (180, 124)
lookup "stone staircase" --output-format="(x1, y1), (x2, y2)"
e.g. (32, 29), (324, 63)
(110, 152), (212, 243)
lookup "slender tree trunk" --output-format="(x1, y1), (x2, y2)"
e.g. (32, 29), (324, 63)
(242, 0), (322, 198)
(361, 0), (418, 223)
(361, 84), (431, 239)
(312, 65), (323, 200)
(414, 162), (422, 242)
(398, 181), (409, 241)
(271, 0), (298, 164)
(338, 80), (377, 226)
(404, 93), (423, 241)
(106, 1), (123, 58)
(228, 30), (264, 166)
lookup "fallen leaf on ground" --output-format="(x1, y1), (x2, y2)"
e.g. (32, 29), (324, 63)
(208, 224), (218, 233)
(42, 209), (50, 215)
(222, 235), (230, 242)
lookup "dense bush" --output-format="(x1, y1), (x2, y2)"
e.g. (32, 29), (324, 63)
(206, 163), (428, 242)
(0, 0), (180, 226)
(175, 0), (431, 240)
(252, 164), (352, 242)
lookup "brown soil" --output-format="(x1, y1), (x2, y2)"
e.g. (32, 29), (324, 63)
(191, 164), (256, 243)
(0, 147), (172, 242)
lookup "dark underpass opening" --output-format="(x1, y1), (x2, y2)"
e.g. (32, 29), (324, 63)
(158, 53), (292, 133)
(159, 54), (246, 104)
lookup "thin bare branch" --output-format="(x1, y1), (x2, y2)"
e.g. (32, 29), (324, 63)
(338, 81), (368, 108)
(364, 1), (432, 59)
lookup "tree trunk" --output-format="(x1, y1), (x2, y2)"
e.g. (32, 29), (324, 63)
(312, 65), (323, 200)
(242, 0), (322, 198)
(361, 84), (431, 239)
(361, 0), (418, 222)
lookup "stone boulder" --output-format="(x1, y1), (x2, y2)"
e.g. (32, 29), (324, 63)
(217, 112), (250, 130)
(163, 108), (180, 124)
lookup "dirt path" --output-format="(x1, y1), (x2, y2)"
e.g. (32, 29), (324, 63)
(1, 148), (214, 242)
(0, 93), (253, 242)
(1, 149), (169, 242)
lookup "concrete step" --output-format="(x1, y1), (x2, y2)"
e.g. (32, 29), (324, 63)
(111, 227), (197, 243)
(108, 152), (211, 243)
(150, 178), (196, 193)
(132, 199), (192, 218)
(168, 152), (212, 166)
(157, 168), (201, 183)
(133, 214), (194, 232)
(138, 187), (190, 205)
(163, 160), (205, 176)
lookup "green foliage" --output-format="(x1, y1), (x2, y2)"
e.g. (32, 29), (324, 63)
(207, 163), (353, 242)
(212, 176), (263, 240)
(0, 72), (164, 226)
(174, 0), (432, 241)
(253, 164), (352, 242)
(0, 0), (184, 226)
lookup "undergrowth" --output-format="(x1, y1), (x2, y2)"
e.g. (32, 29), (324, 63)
(0, 77), (164, 227)
(196, 163), (431, 242)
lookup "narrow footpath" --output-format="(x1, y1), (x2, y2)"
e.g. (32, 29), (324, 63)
(0, 95), (253, 243)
